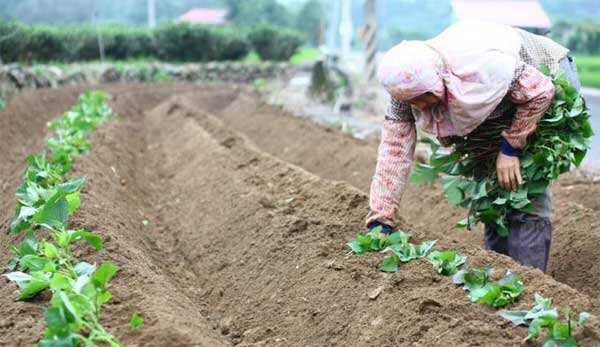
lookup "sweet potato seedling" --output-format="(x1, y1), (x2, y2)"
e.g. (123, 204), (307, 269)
(347, 226), (436, 273)
(130, 313), (144, 329)
(3, 91), (122, 347)
(500, 293), (591, 347)
(453, 267), (524, 309)
(428, 250), (467, 275)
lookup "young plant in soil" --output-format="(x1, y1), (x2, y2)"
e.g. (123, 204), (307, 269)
(410, 73), (593, 235)
(453, 267), (524, 309)
(347, 226), (436, 273)
(500, 293), (591, 347)
(428, 250), (467, 276)
(3, 91), (122, 347)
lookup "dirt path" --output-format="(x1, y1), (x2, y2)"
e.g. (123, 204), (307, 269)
(0, 84), (599, 346)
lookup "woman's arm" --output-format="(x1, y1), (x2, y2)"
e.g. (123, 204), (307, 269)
(496, 63), (554, 191)
(501, 63), (555, 150)
(366, 99), (417, 228)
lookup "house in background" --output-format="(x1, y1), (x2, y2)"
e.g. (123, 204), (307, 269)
(178, 8), (228, 25)
(450, 0), (552, 34)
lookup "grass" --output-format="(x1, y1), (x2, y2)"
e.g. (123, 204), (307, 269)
(289, 47), (321, 65)
(575, 55), (600, 88)
(242, 51), (262, 64)
(242, 47), (321, 65)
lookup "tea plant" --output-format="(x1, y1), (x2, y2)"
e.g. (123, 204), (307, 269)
(500, 293), (591, 346)
(411, 73), (593, 235)
(3, 91), (121, 347)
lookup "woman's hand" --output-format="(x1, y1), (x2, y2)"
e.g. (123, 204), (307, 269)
(496, 152), (523, 191)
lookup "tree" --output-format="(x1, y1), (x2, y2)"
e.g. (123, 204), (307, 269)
(226, 0), (293, 28)
(295, 0), (324, 46)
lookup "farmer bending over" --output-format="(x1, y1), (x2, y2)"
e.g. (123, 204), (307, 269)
(367, 21), (581, 272)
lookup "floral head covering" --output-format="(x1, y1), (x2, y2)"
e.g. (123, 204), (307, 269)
(377, 21), (522, 136)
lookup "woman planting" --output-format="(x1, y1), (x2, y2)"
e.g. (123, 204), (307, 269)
(367, 21), (582, 272)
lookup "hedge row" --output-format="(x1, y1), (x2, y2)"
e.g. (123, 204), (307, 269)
(0, 21), (304, 63)
(566, 24), (600, 55)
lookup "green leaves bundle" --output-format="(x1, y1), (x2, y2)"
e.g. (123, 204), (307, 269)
(411, 72), (593, 235)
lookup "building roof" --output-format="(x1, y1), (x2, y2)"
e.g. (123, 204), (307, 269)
(451, 0), (552, 29)
(178, 8), (228, 25)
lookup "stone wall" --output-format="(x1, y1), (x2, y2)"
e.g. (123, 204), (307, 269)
(0, 62), (299, 100)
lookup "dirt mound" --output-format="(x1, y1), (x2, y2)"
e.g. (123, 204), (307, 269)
(1, 84), (599, 346)
(193, 88), (600, 299)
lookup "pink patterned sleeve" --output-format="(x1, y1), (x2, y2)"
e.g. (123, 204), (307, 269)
(366, 100), (417, 227)
(502, 63), (555, 149)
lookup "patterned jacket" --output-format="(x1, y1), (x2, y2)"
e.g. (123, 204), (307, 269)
(367, 30), (569, 227)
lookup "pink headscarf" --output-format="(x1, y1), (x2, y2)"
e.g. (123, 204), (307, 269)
(378, 21), (522, 137)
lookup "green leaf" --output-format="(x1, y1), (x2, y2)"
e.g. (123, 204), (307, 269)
(380, 255), (399, 273)
(70, 230), (103, 251)
(13, 233), (39, 257)
(49, 273), (71, 291)
(10, 205), (37, 233)
(74, 262), (96, 277)
(528, 180), (549, 195)
(56, 176), (86, 193)
(442, 176), (463, 205)
(56, 291), (82, 324)
(387, 230), (409, 245)
(581, 119), (594, 138)
(4, 271), (33, 287)
(573, 150), (586, 167)
(43, 242), (59, 259)
(91, 262), (119, 288)
(130, 313), (144, 329)
(5, 271), (51, 300)
(428, 250), (466, 276)
(468, 282), (496, 303)
(347, 239), (365, 254)
(568, 97), (584, 118)
(499, 310), (529, 326)
(416, 240), (437, 257)
(65, 193), (80, 215)
(19, 255), (49, 272)
(388, 242), (420, 262)
(32, 192), (70, 228)
(97, 290), (113, 305)
(410, 163), (438, 184)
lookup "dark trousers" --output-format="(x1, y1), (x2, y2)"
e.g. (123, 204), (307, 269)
(484, 212), (552, 272)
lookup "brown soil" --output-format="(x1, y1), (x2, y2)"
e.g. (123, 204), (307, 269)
(0, 84), (599, 346)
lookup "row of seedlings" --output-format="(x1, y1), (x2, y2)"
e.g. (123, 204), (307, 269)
(347, 72), (592, 346)
(3, 91), (123, 346)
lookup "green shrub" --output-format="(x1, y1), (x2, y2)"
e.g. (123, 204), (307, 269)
(154, 22), (248, 62)
(0, 21), (29, 62)
(248, 24), (304, 61)
(561, 23), (600, 55)
(102, 26), (155, 60)
(0, 20), (280, 63)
